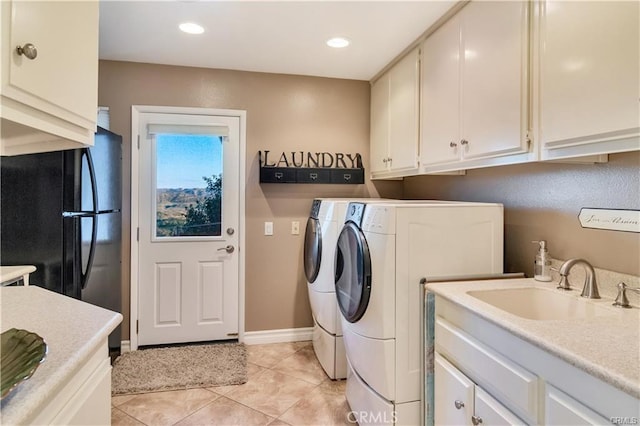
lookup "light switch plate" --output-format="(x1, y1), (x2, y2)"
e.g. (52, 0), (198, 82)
(264, 221), (273, 236)
(291, 221), (300, 235)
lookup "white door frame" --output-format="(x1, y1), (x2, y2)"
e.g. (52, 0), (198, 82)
(130, 105), (246, 351)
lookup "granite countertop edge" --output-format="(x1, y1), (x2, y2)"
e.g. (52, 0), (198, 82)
(426, 278), (640, 400)
(1, 286), (123, 425)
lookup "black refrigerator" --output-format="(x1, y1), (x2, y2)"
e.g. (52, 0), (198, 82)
(1, 127), (122, 348)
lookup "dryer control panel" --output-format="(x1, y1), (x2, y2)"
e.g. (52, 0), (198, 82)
(344, 202), (365, 225)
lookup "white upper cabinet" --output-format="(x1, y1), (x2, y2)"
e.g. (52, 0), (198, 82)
(369, 48), (420, 179)
(536, 1), (640, 160)
(421, 1), (533, 173)
(1, 0), (99, 156)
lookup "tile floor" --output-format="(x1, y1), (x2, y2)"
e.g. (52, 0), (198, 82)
(111, 341), (352, 426)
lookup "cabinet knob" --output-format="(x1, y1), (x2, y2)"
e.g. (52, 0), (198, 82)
(387, 157), (392, 163)
(454, 400), (465, 410)
(16, 43), (38, 60)
(449, 141), (458, 148)
(460, 139), (469, 145)
(471, 415), (483, 425)
(382, 158), (388, 163)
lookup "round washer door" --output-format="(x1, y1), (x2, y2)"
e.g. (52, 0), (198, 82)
(303, 217), (322, 283)
(334, 222), (372, 323)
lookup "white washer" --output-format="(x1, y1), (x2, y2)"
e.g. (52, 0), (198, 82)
(335, 201), (504, 424)
(304, 198), (396, 380)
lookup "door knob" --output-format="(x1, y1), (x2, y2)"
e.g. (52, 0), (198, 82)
(217, 245), (235, 254)
(16, 43), (37, 60)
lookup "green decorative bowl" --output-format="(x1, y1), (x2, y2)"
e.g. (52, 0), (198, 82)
(1, 328), (47, 400)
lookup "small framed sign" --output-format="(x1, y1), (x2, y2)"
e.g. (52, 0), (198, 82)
(578, 208), (640, 233)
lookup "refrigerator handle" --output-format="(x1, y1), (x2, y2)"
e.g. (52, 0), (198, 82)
(79, 148), (99, 290)
(81, 214), (98, 290)
(83, 148), (99, 213)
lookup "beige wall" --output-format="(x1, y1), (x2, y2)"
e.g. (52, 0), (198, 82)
(98, 60), (402, 339)
(99, 60), (639, 343)
(403, 152), (640, 277)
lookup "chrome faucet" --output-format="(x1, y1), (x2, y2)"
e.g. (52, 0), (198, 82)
(557, 258), (600, 299)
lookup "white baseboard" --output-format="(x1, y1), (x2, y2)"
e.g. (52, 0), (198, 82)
(243, 327), (313, 345)
(120, 340), (131, 353)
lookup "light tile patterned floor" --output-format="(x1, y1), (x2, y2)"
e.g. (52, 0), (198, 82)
(111, 342), (352, 426)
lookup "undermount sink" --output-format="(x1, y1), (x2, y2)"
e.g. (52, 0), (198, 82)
(467, 287), (613, 320)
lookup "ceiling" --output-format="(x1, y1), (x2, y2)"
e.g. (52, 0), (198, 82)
(98, 1), (457, 81)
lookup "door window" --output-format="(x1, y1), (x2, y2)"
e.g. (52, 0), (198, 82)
(154, 134), (223, 238)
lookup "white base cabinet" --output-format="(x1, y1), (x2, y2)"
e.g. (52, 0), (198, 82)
(435, 353), (525, 425)
(536, 0), (640, 160)
(0, 0), (99, 156)
(434, 295), (640, 425)
(31, 343), (112, 426)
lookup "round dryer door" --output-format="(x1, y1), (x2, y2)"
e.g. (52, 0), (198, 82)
(334, 221), (372, 323)
(303, 217), (322, 283)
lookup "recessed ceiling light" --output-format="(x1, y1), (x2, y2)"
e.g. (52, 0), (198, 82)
(179, 22), (205, 35)
(326, 37), (350, 48)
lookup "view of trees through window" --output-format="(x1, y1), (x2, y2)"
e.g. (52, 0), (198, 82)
(155, 134), (223, 237)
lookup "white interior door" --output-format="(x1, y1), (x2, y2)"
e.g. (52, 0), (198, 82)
(137, 112), (240, 346)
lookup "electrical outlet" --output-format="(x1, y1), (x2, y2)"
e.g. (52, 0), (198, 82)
(264, 221), (273, 236)
(291, 221), (300, 235)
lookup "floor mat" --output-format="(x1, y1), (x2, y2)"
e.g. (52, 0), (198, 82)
(111, 342), (247, 395)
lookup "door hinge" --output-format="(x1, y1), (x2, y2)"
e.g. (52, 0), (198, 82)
(136, 320), (139, 334)
(525, 131), (532, 151)
(137, 227), (140, 241)
(226, 332), (239, 337)
(137, 135), (140, 149)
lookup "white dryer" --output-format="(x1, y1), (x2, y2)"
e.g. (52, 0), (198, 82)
(304, 198), (397, 380)
(335, 201), (504, 424)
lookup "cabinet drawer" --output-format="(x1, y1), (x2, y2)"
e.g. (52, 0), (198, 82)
(297, 168), (331, 183)
(435, 317), (538, 421)
(545, 384), (609, 425)
(259, 167), (296, 183)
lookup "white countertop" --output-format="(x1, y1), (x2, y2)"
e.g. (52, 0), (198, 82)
(0, 266), (36, 285)
(427, 278), (640, 399)
(0, 286), (122, 424)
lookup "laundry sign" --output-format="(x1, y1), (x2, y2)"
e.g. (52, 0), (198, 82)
(578, 208), (640, 233)
(260, 150), (363, 169)
(258, 150), (364, 184)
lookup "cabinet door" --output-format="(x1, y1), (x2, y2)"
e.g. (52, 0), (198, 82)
(421, 14), (461, 166)
(460, 1), (529, 160)
(435, 354), (474, 426)
(388, 48), (419, 173)
(6, 1), (98, 124)
(475, 387), (526, 426)
(370, 72), (390, 174)
(539, 1), (639, 156)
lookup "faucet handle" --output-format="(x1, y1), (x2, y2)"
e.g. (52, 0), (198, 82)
(613, 282), (640, 308)
(557, 274), (572, 291)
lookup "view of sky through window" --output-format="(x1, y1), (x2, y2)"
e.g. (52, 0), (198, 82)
(156, 134), (223, 188)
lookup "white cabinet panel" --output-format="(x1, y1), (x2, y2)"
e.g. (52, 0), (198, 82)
(545, 384), (610, 426)
(421, 14), (461, 166)
(370, 73), (390, 174)
(1, 0), (98, 155)
(475, 387), (526, 426)
(420, 1), (531, 172)
(461, 1), (528, 160)
(538, 1), (640, 159)
(435, 353), (474, 426)
(370, 48), (419, 179)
